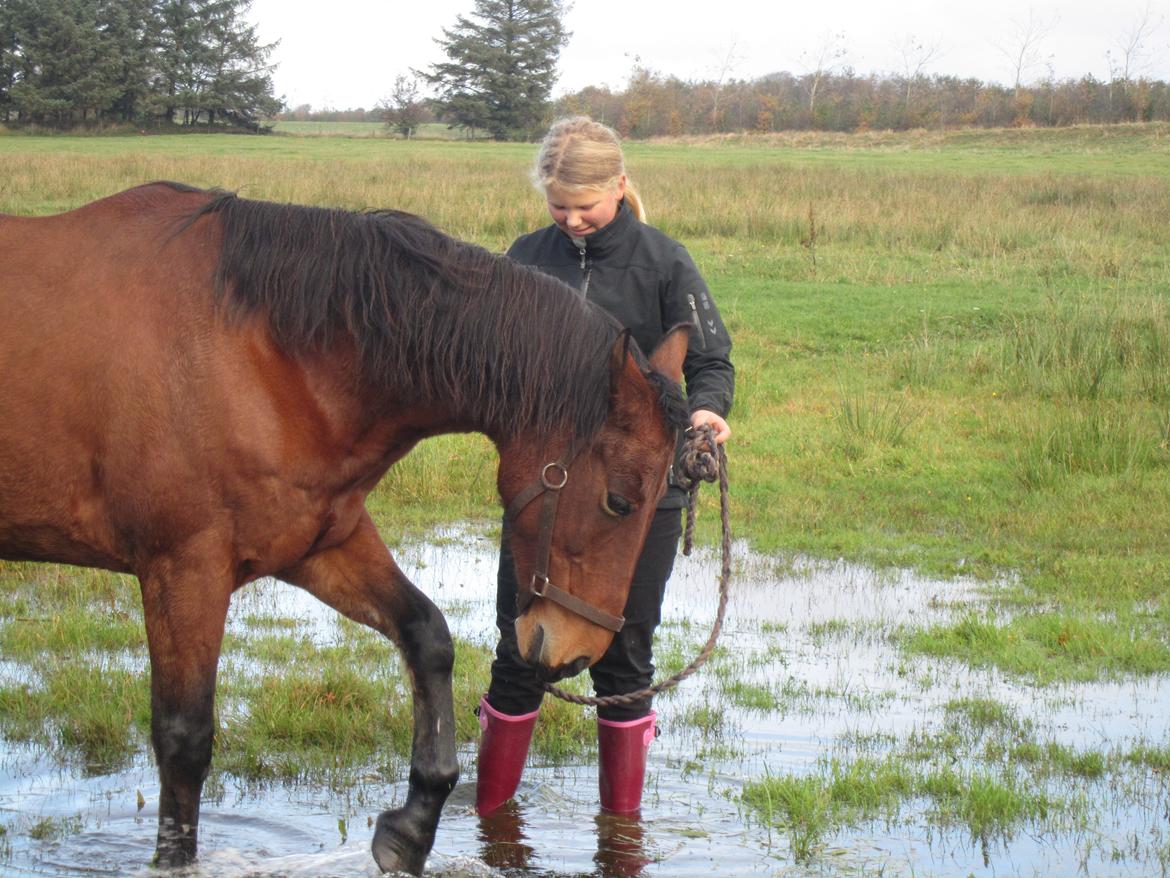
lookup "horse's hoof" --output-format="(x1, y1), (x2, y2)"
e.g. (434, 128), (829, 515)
(153, 823), (197, 870)
(152, 845), (196, 870)
(372, 808), (431, 876)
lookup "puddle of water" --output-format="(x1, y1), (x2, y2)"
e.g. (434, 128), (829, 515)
(2, 525), (1169, 877)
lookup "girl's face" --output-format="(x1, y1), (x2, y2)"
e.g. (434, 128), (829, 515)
(545, 177), (626, 238)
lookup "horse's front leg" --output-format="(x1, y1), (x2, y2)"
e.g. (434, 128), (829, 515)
(283, 512), (459, 876)
(138, 548), (233, 867)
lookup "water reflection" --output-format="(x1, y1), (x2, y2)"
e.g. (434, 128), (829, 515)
(478, 803), (535, 870)
(477, 804), (653, 878)
(593, 812), (651, 878)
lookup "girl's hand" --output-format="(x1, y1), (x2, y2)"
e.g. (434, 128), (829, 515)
(690, 409), (731, 445)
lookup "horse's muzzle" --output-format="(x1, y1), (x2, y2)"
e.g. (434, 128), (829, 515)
(521, 623), (590, 681)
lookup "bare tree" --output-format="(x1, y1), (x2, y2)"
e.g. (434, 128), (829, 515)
(800, 30), (847, 121)
(994, 9), (1055, 97)
(893, 33), (942, 119)
(707, 37), (745, 130)
(1104, 3), (1165, 121)
(1106, 2), (1163, 86)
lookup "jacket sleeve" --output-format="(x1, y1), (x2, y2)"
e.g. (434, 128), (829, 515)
(661, 244), (735, 418)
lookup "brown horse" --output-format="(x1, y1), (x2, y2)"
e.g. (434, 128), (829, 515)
(0, 182), (690, 874)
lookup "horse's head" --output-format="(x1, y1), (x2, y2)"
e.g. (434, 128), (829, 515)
(497, 326), (690, 681)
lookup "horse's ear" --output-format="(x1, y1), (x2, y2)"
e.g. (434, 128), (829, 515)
(648, 324), (690, 385)
(608, 328), (633, 397)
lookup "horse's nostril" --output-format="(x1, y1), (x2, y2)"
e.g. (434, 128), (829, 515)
(524, 624), (545, 667)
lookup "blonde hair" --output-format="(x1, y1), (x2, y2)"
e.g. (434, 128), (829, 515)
(533, 116), (646, 222)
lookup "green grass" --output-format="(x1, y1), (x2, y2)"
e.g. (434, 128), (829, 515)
(906, 612), (1170, 683)
(1126, 742), (1170, 772)
(271, 121), (467, 140)
(721, 680), (778, 711)
(27, 815), (83, 842)
(743, 772), (833, 862)
(1015, 742), (1106, 779)
(745, 755), (1059, 862)
(270, 120), (389, 137)
(530, 678), (596, 762)
(944, 696), (1025, 738)
(923, 768), (1054, 841)
(0, 662), (152, 772)
(216, 661), (410, 785)
(739, 687), (1136, 863)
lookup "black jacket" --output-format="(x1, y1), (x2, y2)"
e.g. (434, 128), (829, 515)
(508, 200), (735, 507)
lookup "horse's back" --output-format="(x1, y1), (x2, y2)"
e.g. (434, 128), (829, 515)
(0, 184), (219, 569)
(0, 182), (213, 307)
(0, 183), (216, 388)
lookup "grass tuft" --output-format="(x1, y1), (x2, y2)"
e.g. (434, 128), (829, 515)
(905, 612), (1170, 683)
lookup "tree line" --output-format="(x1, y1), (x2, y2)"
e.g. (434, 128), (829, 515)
(319, 66), (1170, 140)
(0, 0), (280, 128)
(553, 67), (1170, 138)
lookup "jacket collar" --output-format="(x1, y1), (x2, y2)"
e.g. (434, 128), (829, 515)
(562, 199), (634, 258)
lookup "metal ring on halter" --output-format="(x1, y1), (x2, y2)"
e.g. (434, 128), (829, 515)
(541, 462), (568, 490)
(530, 572), (549, 596)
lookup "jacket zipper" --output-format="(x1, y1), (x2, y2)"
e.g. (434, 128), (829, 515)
(687, 294), (707, 350)
(577, 243), (592, 298)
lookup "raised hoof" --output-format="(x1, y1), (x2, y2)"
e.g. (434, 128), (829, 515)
(372, 807), (432, 876)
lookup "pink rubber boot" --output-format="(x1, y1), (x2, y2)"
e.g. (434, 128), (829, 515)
(597, 711), (657, 813)
(475, 696), (539, 816)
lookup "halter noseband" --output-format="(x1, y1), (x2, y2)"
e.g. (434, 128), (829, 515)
(504, 438), (625, 634)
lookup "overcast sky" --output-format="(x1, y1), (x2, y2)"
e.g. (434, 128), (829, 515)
(246, 0), (1170, 110)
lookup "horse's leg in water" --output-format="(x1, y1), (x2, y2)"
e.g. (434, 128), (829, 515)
(283, 512), (459, 876)
(138, 545), (232, 867)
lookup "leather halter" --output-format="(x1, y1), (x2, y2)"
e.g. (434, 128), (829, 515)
(504, 438), (626, 633)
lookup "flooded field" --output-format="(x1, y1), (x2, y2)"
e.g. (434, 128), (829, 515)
(2, 525), (1169, 877)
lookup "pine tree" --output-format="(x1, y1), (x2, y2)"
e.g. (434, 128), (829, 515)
(422, 0), (569, 140)
(0, 2), (16, 121)
(196, 0), (281, 127)
(4, 0), (120, 125)
(97, 0), (155, 123)
(0, 0), (279, 127)
(151, 0), (280, 127)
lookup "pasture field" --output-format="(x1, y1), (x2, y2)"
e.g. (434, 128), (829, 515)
(1, 124), (1166, 679)
(270, 120), (466, 139)
(1, 124), (1169, 875)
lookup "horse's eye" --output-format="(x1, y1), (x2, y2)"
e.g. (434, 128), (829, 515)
(603, 491), (634, 518)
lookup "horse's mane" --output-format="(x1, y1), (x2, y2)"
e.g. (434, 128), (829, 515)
(179, 186), (658, 441)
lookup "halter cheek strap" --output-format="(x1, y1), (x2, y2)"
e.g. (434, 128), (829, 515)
(505, 439), (626, 634)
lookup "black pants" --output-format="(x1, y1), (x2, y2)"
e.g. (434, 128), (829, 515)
(486, 507), (683, 722)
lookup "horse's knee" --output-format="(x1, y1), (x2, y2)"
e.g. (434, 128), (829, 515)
(401, 604), (455, 676)
(152, 708), (215, 784)
(420, 632), (455, 678)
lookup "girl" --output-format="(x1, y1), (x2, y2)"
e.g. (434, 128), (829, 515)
(476, 116), (734, 816)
